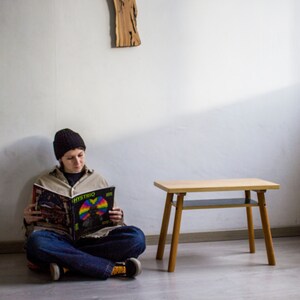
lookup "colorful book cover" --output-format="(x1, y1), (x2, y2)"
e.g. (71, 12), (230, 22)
(33, 184), (115, 240)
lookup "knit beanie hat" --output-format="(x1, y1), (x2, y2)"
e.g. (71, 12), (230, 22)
(53, 128), (86, 160)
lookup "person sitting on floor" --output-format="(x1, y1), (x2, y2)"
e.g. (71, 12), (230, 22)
(23, 128), (146, 281)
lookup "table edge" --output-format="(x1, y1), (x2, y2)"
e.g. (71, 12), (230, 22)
(154, 179), (280, 193)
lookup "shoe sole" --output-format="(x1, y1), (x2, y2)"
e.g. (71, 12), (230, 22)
(50, 263), (60, 281)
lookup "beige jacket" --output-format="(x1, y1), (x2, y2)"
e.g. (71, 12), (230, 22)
(26, 166), (124, 239)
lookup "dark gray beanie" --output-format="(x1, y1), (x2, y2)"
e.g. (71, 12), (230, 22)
(53, 128), (86, 160)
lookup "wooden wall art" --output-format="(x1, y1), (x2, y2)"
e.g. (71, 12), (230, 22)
(113, 0), (141, 47)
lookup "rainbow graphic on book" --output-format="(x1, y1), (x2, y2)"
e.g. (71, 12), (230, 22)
(79, 197), (108, 221)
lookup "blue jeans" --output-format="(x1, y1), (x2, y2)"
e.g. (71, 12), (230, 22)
(26, 226), (146, 279)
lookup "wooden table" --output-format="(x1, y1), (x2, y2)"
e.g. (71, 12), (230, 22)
(154, 178), (280, 272)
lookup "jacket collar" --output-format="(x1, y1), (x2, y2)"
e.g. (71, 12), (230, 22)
(49, 165), (93, 180)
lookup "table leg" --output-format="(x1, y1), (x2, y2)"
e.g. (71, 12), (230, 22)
(245, 191), (255, 253)
(257, 190), (276, 265)
(156, 193), (174, 260)
(168, 193), (184, 272)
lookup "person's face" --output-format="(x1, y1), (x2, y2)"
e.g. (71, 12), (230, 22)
(60, 148), (85, 173)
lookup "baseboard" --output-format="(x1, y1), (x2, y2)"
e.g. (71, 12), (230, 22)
(145, 226), (300, 246)
(0, 241), (25, 254)
(1, 226), (300, 254)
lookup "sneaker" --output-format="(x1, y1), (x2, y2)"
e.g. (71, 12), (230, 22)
(111, 258), (142, 278)
(50, 263), (60, 281)
(49, 263), (69, 281)
(125, 258), (142, 277)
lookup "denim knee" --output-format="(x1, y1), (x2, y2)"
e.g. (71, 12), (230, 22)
(127, 226), (146, 255)
(26, 230), (63, 259)
(26, 230), (44, 250)
(26, 230), (48, 261)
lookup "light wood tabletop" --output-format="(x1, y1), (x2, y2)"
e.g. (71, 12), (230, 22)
(154, 178), (280, 193)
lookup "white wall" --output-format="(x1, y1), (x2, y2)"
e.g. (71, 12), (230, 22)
(0, 0), (299, 242)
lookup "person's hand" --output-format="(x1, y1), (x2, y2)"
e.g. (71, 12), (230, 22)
(23, 203), (43, 225)
(109, 207), (123, 223)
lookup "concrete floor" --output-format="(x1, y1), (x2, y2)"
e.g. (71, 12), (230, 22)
(1, 237), (300, 300)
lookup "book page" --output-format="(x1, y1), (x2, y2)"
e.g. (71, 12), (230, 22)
(34, 185), (72, 236)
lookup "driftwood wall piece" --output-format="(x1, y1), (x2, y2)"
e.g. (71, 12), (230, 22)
(113, 0), (141, 47)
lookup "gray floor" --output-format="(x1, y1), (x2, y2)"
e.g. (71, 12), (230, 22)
(1, 237), (300, 300)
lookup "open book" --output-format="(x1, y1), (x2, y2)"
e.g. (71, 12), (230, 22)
(33, 184), (115, 240)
